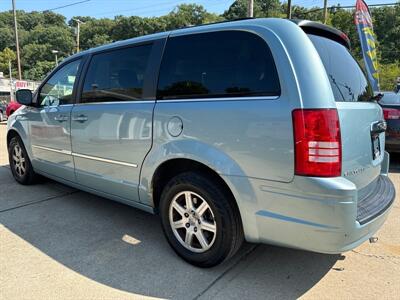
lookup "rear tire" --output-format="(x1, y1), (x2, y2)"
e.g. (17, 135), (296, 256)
(159, 171), (243, 267)
(8, 136), (37, 185)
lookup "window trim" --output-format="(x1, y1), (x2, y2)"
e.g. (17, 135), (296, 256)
(76, 39), (165, 104)
(35, 56), (86, 108)
(156, 29), (281, 101)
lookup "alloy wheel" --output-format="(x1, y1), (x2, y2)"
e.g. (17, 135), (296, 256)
(169, 191), (217, 253)
(12, 143), (26, 177)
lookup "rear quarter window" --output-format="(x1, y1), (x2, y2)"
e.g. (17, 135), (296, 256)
(157, 31), (281, 100)
(308, 34), (373, 102)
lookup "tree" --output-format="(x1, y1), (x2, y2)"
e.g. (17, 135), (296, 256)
(0, 3), (398, 83)
(24, 60), (55, 81)
(223, 0), (281, 19)
(27, 25), (74, 55)
(379, 62), (400, 91)
(78, 18), (114, 50)
(21, 43), (53, 67)
(0, 47), (16, 76)
(166, 4), (219, 28)
(0, 28), (14, 51)
(372, 5), (400, 64)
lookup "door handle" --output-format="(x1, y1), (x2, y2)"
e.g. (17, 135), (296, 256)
(72, 114), (88, 123)
(54, 114), (69, 122)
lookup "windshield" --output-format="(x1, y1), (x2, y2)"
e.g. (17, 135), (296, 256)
(308, 34), (374, 102)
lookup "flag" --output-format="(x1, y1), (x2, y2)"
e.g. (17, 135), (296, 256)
(354, 0), (379, 91)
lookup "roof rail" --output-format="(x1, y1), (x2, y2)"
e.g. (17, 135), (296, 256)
(177, 17), (255, 30)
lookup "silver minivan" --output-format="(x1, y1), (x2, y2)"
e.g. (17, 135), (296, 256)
(7, 18), (395, 267)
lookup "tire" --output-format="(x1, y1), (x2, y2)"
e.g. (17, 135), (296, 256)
(160, 171), (243, 267)
(8, 136), (37, 185)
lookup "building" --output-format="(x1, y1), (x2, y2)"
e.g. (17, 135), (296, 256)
(0, 72), (40, 103)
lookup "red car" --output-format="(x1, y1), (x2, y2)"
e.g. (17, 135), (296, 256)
(6, 101), (22, 117)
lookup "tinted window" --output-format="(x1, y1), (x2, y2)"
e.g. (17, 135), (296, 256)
(81, 45), (152, 103)
(308, 34), (373, 102)
(39, 59), (81, 106)
(157, 31), (280, 100)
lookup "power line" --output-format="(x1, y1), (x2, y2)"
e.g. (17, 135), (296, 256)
(44, 0), (91, 12)
(91, 0), (181, 17)
(90, 0), (227, 18)
(303, 2), (398, 14)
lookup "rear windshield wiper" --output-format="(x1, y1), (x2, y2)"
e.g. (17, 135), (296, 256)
(371, 93), (384, 102)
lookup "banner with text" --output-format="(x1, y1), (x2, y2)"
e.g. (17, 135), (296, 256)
(355, 0), (380, 91)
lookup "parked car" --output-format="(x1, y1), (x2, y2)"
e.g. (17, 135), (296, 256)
(7, 18), (395, 267)
(380, 92), (400, 153)
(6, 100), (22, 117)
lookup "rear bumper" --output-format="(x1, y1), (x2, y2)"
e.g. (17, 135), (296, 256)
(226, 168), (395, 254)
(357, 175), (395, 224)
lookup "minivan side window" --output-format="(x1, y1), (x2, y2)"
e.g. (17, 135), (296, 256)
(81, 44), (152, 103)
(157, 31), (280, 100)
(308, 34), (373, 102)
(39, 59), (81, 107)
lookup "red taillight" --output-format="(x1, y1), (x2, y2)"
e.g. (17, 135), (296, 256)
(292, 109), (342, 177)
(383, 108), (400, 120)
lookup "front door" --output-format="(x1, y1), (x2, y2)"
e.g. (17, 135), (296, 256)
(29, 59), (83, 182)
(71, 43), (158, 202)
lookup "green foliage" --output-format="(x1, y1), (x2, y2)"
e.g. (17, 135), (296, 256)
(379, 62), (400, 91)
(0, 2), (398, 87)
(0, 28), (14, 51)
(0, 47), (16, 76)
(223, 0), (281, 19)
(78, 18), (114, 49)
(24, 60), (55, 81)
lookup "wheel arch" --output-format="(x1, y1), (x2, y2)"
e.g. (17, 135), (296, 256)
(151, 158), (239, 213)
(139, 141), (260, 241)
(7, 129), (21, 147)
(7, 126), (31, 160)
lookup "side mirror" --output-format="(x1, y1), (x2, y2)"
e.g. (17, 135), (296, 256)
(15, 89), (33, 105)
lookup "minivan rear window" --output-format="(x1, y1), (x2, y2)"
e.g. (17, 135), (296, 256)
(308, 34), (373, 102)
(157, 31), (280, 100)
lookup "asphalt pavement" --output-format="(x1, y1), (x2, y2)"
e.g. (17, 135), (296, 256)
(0, 122), (399, 300)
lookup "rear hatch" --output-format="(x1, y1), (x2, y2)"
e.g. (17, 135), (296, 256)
(307, 33), (386, 192)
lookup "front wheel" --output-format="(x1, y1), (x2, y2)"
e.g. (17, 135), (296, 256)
(8, 136), (37, 185)
(160, 172), (243, 267)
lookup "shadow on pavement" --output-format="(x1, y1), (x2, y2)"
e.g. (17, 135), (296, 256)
(0, 175), (338, 299)
(200, 245), (342, 299)
(2, 152), (399, 298)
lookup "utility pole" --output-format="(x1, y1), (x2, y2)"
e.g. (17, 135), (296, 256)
(287, 0), (292, 19)
(323, 0), (328, 24)
(247, 0), (254, 18)
(11, 0), (22, 80)
(73, 19), (84, 53)
(8, 60), (13, 101)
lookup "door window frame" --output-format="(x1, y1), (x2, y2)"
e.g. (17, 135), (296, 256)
(75, 38), (166, 104)
(34, 56), (87, 108)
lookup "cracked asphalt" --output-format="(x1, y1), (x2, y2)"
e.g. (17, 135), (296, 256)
(0, 123), (399, 299)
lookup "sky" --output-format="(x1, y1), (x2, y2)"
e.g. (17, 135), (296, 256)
(0, 0), (397, 20)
